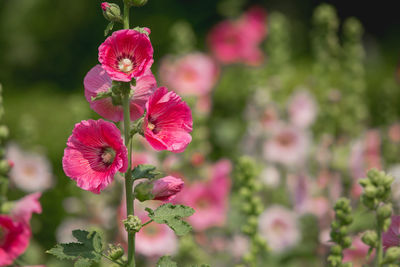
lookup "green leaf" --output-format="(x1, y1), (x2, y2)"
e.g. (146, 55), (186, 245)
(134, 181), (154, 202)
(133, 26), (150, 36)
(91, 91), (112, 102)
(74, 258), (92, 267)
(104, 21), (114, 36)
(146, 204), (195, 236)
(131, 164), (160, 180)
(47, 230), (103, 263)
(156, 256), (177, 267)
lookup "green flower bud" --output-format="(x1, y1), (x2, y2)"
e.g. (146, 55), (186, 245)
(359, 178), (371, 187)
(123, 215), (142, 233)
(377, 203), (392, 221)
(134, 181), (154, 202)
(0, 125), (9, 139)
(101, 2), (123, 23)
(0, 160), (10, 174)
(383, 217), (392, 232)
(361, 230), (378, 248)
(367, 169), (383, 185)
(342, 236), (352, 248)
(334, 198), (350, 210)
(339, 226), (348, 236)
(125, 0), (148, 7)
(382, 175), (395, 188)
(364, 185), (377, 198)
(239, 187), (251, 198)
(330, 244), (342, 255)
(247, 216), (258, 228)
(343, 215), (353, 225)
(327, 255), (342, 266)
(109, 244), (124, 260)
(383, 247), (400, 264)
(331, 221), (340, 230)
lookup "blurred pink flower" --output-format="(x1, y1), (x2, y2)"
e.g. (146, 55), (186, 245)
(288, 90), (317, 128)
(263, 125), (310, 166)
(152, 176), (184, 201)
(6, 144), (53, 193)
(383, 215), (400, 249)
(343, 236), (374, 267)
(287, 173), (311, 213)
(258, 205), (300, 252)
(388, 123), (400, 143)
(0, 215), (31, 266)
(62, 119), (128, 194)
(176, 160), (231, 231)
(131, 151), (158, 168)
(98, 29), (153, 82)
(207, 6), (267, 65)
(84, 65), (157, 121)
(159, 53), (219, 96)
(0, 194), (41, 266)
(118, 200), (177, 257)
(260, 105), (280, 131)
(144, 87), (193, 153)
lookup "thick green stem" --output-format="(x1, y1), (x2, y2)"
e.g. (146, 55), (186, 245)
(376, 219), (383, 267)
(123, 2), (130, 29)
(122, 86), (135, 267)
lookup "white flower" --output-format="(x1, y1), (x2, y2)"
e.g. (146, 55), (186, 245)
(288, 90), (317, 128)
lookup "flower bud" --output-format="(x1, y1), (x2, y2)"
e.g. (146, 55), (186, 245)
(342, 236), (352, 248)
(0, 125), (9, 139)
(330, 245), (342, 255)
(364, 185), (377, 198)
(383, 217), (392, 232)
(0, 159), (11, 174)
(125, 0), (148, 7)
(152, 176), (184, 201)
(123, 215), (142, 233)
(361, 230), (378, 248)
(327, 255), (342, 266)
(101, 2), (123, 23)
(109, 244), (124, 260)
(377, 203), (392, 221)
(383, 247), (400, 264)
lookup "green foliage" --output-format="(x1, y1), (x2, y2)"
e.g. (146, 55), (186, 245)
(47, 230), (103, 265)
(157, 256), (178, 267)
(131, 164), (160, 180)
(104, 22), (114, 36)
(134, 181), (154, 202)
(146, 203), (195, 236)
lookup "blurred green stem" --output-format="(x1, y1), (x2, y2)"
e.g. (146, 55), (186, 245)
(376, 219), (383, 267)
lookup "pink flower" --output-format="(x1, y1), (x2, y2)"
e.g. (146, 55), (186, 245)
(11, 193), (42, 224)
(383, 215), (400, 249)
(0, 215), (31, 266)
(143, 87), (193, 153)
(343, 236), (374, 267)
(101, 2), (110, 11)
(84, 65), (157, 121)
(389, 123), (400, 143)
(176, 160), (231, 231)
(288, 90), (317, 128)
(62, 119), (128, 194)
(207, 6), (267, 65)
(263, 125), (310, 166)
(152, 176), (184, 201)
(159, 53), (219, 96)
(258, 205), (300, 252)
(98, 29), (153, 82)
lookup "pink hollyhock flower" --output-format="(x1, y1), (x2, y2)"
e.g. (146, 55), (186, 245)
(159, 53), (219, 96)
(11, 193), (42, 224)
(263, 125), (310, 166)
(288, 90), (317, 129)
(383, 215), (400, 249)
(258, 205), (300, 252)
(131, 151), (158, 168)
(239, 6), (267, 43)
(343, 236), (374, 267)
(0, 215), (31, 266)
(98, 29), (153, 82)
(389, 123), (400, 143)
(176, 160), (231, 231)
(6, 143), (53, 192)
(84, 65), (157, 121)
(152, 176), (184, 201)
(101, 2), (110, 11)
(62, 119), (128, 194)
(143, 87), (193, 153)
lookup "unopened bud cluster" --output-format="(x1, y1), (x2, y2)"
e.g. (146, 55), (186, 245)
(328, 198), (353, 267)
(123, 215), (142, 233)
(234, 157), (267, 266)
(101, 2), (123, 23)
(382, 247), (400, 265)
(108, 244), (125, 260)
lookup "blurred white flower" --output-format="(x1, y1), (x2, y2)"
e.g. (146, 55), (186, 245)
(260, 166), (280, 188)
(258, 205), (300, 252)
(6, 143), (53, 192)
(288, 90), (317, 129)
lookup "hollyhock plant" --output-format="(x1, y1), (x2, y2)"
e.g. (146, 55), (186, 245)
(263, 125), (310, 166)
(6, 143), (53, 192)
(288, 90), (317, 129)
(159, 53), (219, 96)
(151, 176), (184, 201)
(84, 65), (157, 121)
(143, 87), (193, 153)
(98, 29), (154, 82)
(62, 119), (128, 194)
(382, 215), (400, 249)
(258, 205), (300, 252)
(11, 192), (42, 223)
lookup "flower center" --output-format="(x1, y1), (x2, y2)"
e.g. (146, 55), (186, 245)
(147, 122), (155, 131)
(101, 147), (116, 165)
(23, 164), (36, 177)
(118, 58), (134, 73)
(276, 132), (295, 147)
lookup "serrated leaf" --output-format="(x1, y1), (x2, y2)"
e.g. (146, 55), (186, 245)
(47, 229), (102, 262)
(131, 164), (160, 180)
(147, 204), (195, 236)
(156, 256), (177, 267)
(75, 258), (92, 267)
(104, 21), (114, 36)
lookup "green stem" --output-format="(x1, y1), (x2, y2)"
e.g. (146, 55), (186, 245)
(101, 252), (125, 266)
(142, 219), (153, 228)
(377, 218), (383, 267)
(123, 2), (130, 29)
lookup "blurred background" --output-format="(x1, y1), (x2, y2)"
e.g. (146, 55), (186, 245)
(1, 0), (400, 266)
